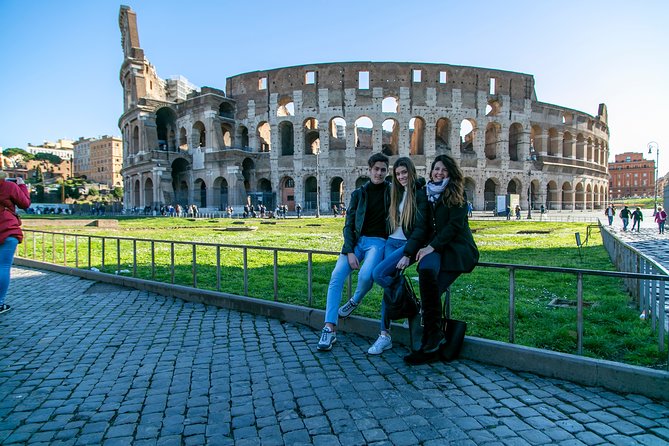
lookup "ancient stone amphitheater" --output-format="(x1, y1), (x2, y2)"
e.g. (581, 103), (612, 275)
(119, 6), (609, 214)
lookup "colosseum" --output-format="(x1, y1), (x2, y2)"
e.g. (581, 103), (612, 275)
(119, 6), (609, 214)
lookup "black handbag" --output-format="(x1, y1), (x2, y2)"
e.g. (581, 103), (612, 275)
(384, 270), (420, 321)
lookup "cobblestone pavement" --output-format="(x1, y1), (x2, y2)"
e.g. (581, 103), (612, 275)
(1, 267), (668, 446)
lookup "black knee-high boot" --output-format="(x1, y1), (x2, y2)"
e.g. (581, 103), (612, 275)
(418, 267), (445, 353)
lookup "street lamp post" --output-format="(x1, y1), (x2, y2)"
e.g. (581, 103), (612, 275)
(648, 141), (659, 214)
(315, 148), (320, 218)
(526, 170), (532, 220)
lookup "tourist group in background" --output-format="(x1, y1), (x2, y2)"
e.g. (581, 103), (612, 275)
(317, 152), (479, 365)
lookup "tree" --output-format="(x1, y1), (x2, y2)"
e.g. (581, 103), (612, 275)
(2, 148), (33, 160)
(88, 187), (100, 196)
(112, 186), (124, 200)
(34, 152), (63, 165)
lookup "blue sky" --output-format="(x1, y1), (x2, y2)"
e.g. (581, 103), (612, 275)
(1, 0), (668, 174)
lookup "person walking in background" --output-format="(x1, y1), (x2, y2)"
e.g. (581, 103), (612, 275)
(605, 204), (615, 226)
(0, 173), (31, 314)
(631, 207), (643, 232)
(654, 206), (666, 234)
(317, 153), (391, 351)
(620, 205), (631, 231)
(368, 157), (429, 355)
(404, 155), (479, 365)
(655, 206), (667, 234)
(515, 205), (521, 220)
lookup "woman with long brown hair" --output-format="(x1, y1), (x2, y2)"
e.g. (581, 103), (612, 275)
(404, 154), (479, 365)
(367, 157), (429, 355)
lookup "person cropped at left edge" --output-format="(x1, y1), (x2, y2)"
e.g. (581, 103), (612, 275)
(367, 157), (429, 355)
(317, 153), (390, 351)
(0, 173), (31, 315)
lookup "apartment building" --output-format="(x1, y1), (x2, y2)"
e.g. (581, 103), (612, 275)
(608, 152), (655, 199)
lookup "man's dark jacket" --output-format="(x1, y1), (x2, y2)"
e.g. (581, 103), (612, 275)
(341, 180), (391, 254)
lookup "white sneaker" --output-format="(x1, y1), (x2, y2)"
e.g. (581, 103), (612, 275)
(367, 334), (392, 355)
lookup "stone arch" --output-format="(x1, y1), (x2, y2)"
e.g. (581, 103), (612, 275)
(304, 118), (319, 155)
(486, 99), (501, 116)
(279, 121), (294, 156)
(280, 176), (295, 210)
(194, 178), (207, 208)
(132, 126), (139, 155)
(304, 176), (317, 211)
(484, 178), (500, 211)
(133, 178), (140, 205)
(435, 118), (451, 153)
(330, 177), (344, 208)
(409, 117), (425, 155)
(548, 128), (559, 156)
(258, 178), (273, 209)
(546, 180), (558, 210)
(382, 119), (399, 156)
(530, 125), (543, 153)
(257, 122), (271, 152)
(239, 126), (249, 148)
(382, 96), (399, 113)
(484, 122), (501, 160)
(460, 119), (476, 153)
(221, 123), (232, 147)
(192, 121), (206, 148)
(575, 182), (585, 210)
(214, 177), (228, 210)
(329, 117), (347, 150)
(508, 123), (522, 161)
(586, 183), (593, 210)
(561, 182), (573, 210)
(576, 134), (585, 160)
(219, 102), (234, 119)
(156, 107), (177, 150)
(277, 96), (294, 117)
(507, 178), (520, 195)
(143, 177), (153, 206)
(242, 158), (255, 196)
(179, 127), (188, 150)
(562, 131), (573, 158)
(354, 116), (373, 150)
(171, 157), (190, 206)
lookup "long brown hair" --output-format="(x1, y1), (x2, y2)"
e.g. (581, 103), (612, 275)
(431, 154), (465, 208)
(389, 157), (418, 233)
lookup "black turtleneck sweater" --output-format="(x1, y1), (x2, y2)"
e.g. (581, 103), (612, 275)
(361, 182), (388, 238)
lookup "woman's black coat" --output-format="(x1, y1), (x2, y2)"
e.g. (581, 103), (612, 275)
(426, 198), (479, 273)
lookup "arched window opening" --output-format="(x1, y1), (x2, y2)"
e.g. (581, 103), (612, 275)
(435, 118), (451, 154)
(281, 177), (295, 210)
(409, 117), (425, 155)
(279, 121), (294, 156)
(460, 119), (475, 153)
(257, 178), (273, 209)
(562, 182), (573, 210)
(330, 177), (344, 209)
(216, 177), (229, 210)
(530, 125), (543, 154)
(156, 107), (177, 150)
(546, 181), (558, 210)
(179, 127), (188, 150)
(305, 176), (317, 211)
(354, 117), (373, 150)
(382, 97), (398, 113)
(193, 121), (206, 148)
(507, 179), (518, 195)
(133, 179), (140, 206)
(277, 97), (294, 117)
(508, 123), (522, 161)
(219, 102), (234, 119)
(464, 178), (476, 205)
(382, 119), (399, 156)
(562, 131), (573, 158)
(486, 100), (501, 117)
(576, 134), (586, 160)
(239, 126), (249, 148)
(144, 178), (154, 207)
(329, 117), (347, 150)
(548, 128), (559, 156)
(483, 179), (497, 211)
(304, 118), (320, 155)
(484, 122), (500, 160)
(257, 122), (271, 152)
(221, 124), (232, 148)
(194, 179), (207, 208)
(132, 126), (139, 155)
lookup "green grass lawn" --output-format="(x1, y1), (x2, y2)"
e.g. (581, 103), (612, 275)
(20, 215), (668, 369)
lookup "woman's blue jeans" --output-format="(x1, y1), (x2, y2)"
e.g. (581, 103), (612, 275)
(0, 237), (19, 306)
(324, 236), (386, 326)
(372, 237), (409, 332)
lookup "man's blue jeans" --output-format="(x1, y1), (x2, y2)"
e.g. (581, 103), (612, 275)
(0, 237), (19, 306)
(372, 237), (408, 332)
(324, 236), (386, 326)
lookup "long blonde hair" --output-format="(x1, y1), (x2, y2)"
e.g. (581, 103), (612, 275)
(389, 157), (418, 233)
(431, 154), (465, 208)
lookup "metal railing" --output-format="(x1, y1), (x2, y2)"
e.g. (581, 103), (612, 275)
(17, 229), (668, 366)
